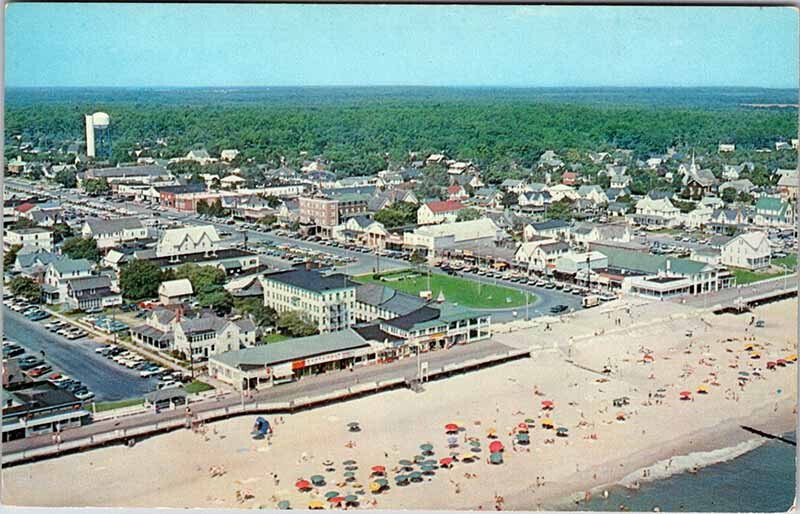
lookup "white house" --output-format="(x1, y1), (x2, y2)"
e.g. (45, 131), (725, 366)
(332, 216), (392, 250)
(718, 143), (736, 153)
(220, 149), (240, 162)
(546, 184), (579, 202)
(416, 200), (465, 225)
(159, 278), (194, 305)
(576, 185), (609, 205)
(631, 197), (681, 227)
(404, 218), (503, 257)
(5, 228), (53, 253)
(155, 225), (220, 258)
(499, 179), (531, 195)
(42, 258), (94, 305)
(571, 223), (632, 245)
(82, 217), (148, 250)
(523, 220), (571, 241)
(720, 232), (771, 271)
(514, 239), (570, 274)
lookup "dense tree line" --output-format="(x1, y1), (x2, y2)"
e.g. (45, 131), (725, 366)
(6, 90), (796, 179)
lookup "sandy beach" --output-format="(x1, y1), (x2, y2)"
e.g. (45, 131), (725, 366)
(3, 297), (796, 510)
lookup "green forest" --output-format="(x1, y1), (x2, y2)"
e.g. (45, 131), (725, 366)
(5, 87), (797, 178)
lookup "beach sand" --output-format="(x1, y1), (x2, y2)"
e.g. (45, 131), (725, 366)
(2, 297), (796, 510)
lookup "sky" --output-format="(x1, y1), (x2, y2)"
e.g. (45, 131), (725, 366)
(4, 4), (798, 88)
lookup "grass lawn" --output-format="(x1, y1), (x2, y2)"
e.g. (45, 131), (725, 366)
(94, 398), (143, 412)
(732, 269), (783, 285)
(185, 380), (215, 394)
(263, 333), (290, 344)
(355, 270), (533, 309)
(773, 253), (797, 270)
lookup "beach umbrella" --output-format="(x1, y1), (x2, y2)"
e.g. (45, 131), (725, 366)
(489, 452), (503, 465)
(697, 384), (709, 394)
(420, 443), (434, 452)
(328, 496), (345, 504)
(421, 464), (436, 473)
(744, 344), (755, 351)
(308, 500), (326, 510)
(342, 460), (357, 466)
(323, 459), (334, 467)
(310, 475), (325, 486)
(439, 457), (453, 467)
(643, 354), (655, 362)
(517, 425), (529, 434)
(541, 418), (554, 428)
(370, 465), (386, 475)
(413, 455), (425, 464)
(423, 459), (437, 467)
(750, 352), (761, 360)
(487, 428), (498, 437)
(324, 491), (340, 499)
(295, 480), (311, 490)
(347, 422), (360, 427)
(767, 361), (777, 370)
(524, 418), (536, 427)
(460, 452), (476, 461)
(541, 400), (554, 410)
(343, 471), (356, 479)
(398, 459), (413, 468)
(556, 427), (569, 437)
(738, 371), (750, 377)
(369, 482), (381, 493)
(375, 478), (388, 487)
(785, 354), (797, 363)
(679, 390), (691, 396)
(445, 423), (459, 432)
(447, 435), (459, 445)
(777, 359), (787, 366)
(516, 433), (530, 445)
(616, 412), (626, 421)
(518, 422), (528, 430)
(656, 388), (666, 393)
(489, 441), (504, 453)
(395, 474), (409, 484)
(409, 471), (423, 481)
(469, 439), (481, 447)
(344, 495), (358, 505)
(277, 500), (291, 510)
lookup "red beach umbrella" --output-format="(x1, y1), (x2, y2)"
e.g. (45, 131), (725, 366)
(489, 441), (504, 453)
(679, 391), (691, 400)
(439, 457), (453, 467)
(295, 479), (311, 490)
(541, 400), (554, 410)
(328, 496), (345, 504)
(445, 423), (459, 432)
(371, 465), (386, 474)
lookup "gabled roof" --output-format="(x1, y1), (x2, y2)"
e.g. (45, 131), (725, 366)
(529, 219), (570, 231)
(424, 200), (465, 213)
(85, 217), (144, 236)
(355, 283), (427, 316)
(50, 258), (93, 275)
(66, 275), (111, 292)
(159, 278), (194, 297)
(262, 269), (356, 293)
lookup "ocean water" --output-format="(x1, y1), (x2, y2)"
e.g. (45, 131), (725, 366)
(557, 434), (796, 512)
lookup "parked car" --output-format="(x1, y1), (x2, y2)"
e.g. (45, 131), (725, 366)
(550, 304), (569, 314)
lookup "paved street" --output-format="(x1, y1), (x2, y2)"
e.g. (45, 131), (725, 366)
(4, 309), (159, 401)
(3, 338), (517, 456)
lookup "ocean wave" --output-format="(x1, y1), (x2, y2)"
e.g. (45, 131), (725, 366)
(618, 438), (766, 487)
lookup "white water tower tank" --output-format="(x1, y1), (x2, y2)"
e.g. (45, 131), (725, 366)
(92, 112), (110, 129)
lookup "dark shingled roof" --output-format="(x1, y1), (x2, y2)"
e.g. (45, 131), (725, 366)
(262, 269), (356, 293)
(383, 306), (441, 331)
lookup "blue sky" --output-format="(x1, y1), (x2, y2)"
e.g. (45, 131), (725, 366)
(5, 4), (798, 88)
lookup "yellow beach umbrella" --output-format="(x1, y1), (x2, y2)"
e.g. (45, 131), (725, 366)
(459, 452), (476, 461)
(697, 384), (709, 394)
(369, 482), (381, 492)
(785, 354), (797, 362)
(541, 418), (554, 428)
(486, 428), (497, 437)
(308, 500), (326, 510)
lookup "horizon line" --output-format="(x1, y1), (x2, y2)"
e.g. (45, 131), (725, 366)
(6, 84), (798, 91)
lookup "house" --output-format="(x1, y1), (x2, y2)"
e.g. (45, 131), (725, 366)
(184, 149), (214, 164)
(777, 173), (798, 201)
(446, 184), (468, 201)
(683, 204), (714, 229)
(546, 184), (579, 202)
(276, 199), (300, 226)
(220, 149), (240, 162)
(718, 143), (736, 153)
(261, 269), (357, 333)
(775, 141), (792, 151)
(81, 217), (148, 250)
(64, 275), (122, 312)
(709, 208), (750, 227)
(43, 258), (94, 305)
(13, 250), (63, 281)
(499, 179), (531, 195)
(571, 222), (632, 245)
(354, 283), (428, 322)
(517, 190), (552, 209)
(220, 175), (246, 190)
(224, 274), (265, 298)
(83, 165), (172, 185)
(718, 179), (754, 197)
(753, 197), (795, 228)
(155, 225), (220, 258)
(159, 279), (194, 305)
(561, 171), (578, 186)
(2, 382), (90, 442)
(425, 153), (447, 166)
(473, 187), (505, 209)
(416, 200), (465, 225)
(608, 170), (631, 189)
(514, 239), (570, 274)
(631, 197), (680, 228)
(720, 232), (771, 270)
(404, 218), (504, 257)
(722, 164), (745, 181)
(681, 156), (716, 199)
(607, 202), (628, 217)
(4, 228), (53, 253)
(538, 150), (564, 169)
(332, 216), (391, 250)
(576, 185), (608, 205)
(523, 219), (571, 241)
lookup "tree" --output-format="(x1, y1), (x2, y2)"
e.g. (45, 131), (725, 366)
(737, 191), (753, 204)
(197, 288), (233, 315)
(456, 208), (482, 222)
(174, 263), (226, 292)
(9, 276), (42, 302)
(374, 202), (417, 228)
(721, 187), (737, 204)
(11, 218), (38, 230)
(545, 199), (574, 221)
(84, 178), (110, 196)
(54, 168), (77, 188)
(264, 195), (282, 208)
(61, 237), (100, 262)
(4, 244), (22, 268)
(51, 223), (74, 244)
(119, 260), (164, 300)
(234, 297), (277, 327)
(276, 310), (318, 337)
(501, 192), (519, 208)
(258, 214), (277, 226)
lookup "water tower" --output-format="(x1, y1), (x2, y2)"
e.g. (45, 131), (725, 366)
(85, 111), (111, 158)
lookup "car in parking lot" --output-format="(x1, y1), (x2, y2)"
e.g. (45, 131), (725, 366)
(18, 356), (44, 370)
(28, 364), (53, 377)
(549, 304), (569, 314)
